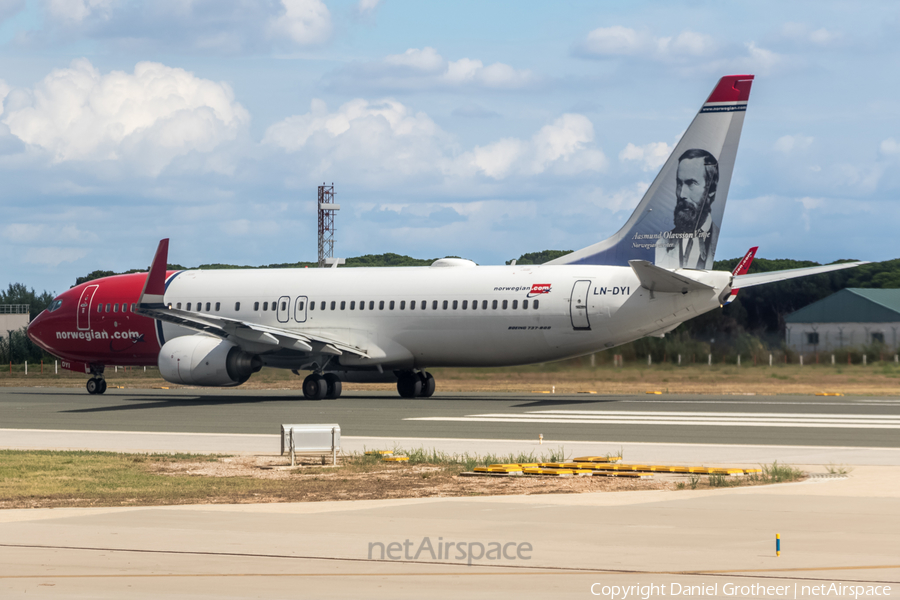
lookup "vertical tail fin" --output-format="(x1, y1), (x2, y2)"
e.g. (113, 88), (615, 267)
(547, 75), (754, 269)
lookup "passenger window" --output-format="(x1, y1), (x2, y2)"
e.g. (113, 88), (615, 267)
(350, 301), (355, 310)
(263, 302), (268, 311)
(331, 301), (336, 310)
(453, 300), (458, 309)
(340, 301), (346, 310)
(492, 300), (498, 309)
(97, 304), (102, 313)
(533, 299), (539, 309)
(523, 300), (529, 309)
(433, 300), (438, 310)
(309, 301), (314, 311)
(512, 300), (518, 309)
(236, 302), (241, 311)
(482, 300), (488, 309)
(472, 300), (477, 310)
(206, 302), (211, 311)
(369, 301), (375, 310)
(379, 300), (384, 310)
(358, 300), (364, 310)
(176, 302), (181, 310)
(186, 302), (191, 311)
(321, 301), (325, 310)
(216, 302), (221, 311)
(122, 304), (128, 313)
(113, 304), (119, 312)
(442, 300), (448, 310)
(410, 300), (416, 310)
(390, 300), (395, 310)
(400, 301), (405, 310)
(461, 300), (467, 309)
(296, 301), (303, 311)
(502, 300), (508, 309)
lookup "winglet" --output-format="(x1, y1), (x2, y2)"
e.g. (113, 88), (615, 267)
(731, 246), (757, 276)
(138, 239), (169, 309)
(724, 246), (757, 304)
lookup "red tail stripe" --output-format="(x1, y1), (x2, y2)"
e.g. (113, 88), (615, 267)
(706, 75), (755, 103)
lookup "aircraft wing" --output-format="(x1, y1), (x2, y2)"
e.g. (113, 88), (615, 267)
(732, 261), (868, 288)
(135, 239), (368, 358)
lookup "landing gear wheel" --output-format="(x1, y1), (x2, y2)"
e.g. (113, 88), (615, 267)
(397, 372), (422, 398)
(418, 372), (435, 398)
(324, 373), (342, 399)
(302, 374), (328, 400)
(86, 378), (99, 395)
(98, 379), (108, 394)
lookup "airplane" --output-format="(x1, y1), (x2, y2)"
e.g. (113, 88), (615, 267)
(26, 74), (866, 399)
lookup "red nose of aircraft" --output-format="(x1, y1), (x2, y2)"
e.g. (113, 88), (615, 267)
(26, 303), (54, 355)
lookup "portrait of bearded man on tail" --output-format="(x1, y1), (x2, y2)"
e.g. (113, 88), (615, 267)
(655, 148), (720, 270)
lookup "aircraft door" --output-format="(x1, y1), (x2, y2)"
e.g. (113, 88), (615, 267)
(77, 285), (99, 331)
(276, 295), (291, 324)
(294, 296), (308, 323)
(570, 280), (591, 331)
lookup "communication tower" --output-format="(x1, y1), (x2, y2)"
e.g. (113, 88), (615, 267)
(317, 183), (344, 268)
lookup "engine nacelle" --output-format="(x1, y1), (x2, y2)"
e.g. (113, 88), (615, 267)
(158, 336), (261, 386)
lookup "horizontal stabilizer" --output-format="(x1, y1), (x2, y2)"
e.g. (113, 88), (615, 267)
(629, 260), (714, 294)
(733, 262), (868, 288)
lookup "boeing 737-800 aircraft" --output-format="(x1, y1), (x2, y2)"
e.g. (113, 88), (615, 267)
(26, 75), (865, 398)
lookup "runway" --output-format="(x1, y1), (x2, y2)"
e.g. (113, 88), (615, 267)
(2, 387), (900, 447)
(3, 386), (900, 598)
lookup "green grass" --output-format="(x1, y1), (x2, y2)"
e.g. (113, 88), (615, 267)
(360, 446), (568, 473)
(677, 461), (805, 490)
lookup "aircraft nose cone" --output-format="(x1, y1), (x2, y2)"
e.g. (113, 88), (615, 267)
(26, 312), (49, 350)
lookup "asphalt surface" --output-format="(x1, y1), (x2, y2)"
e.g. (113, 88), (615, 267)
(2, 387), (900, 447)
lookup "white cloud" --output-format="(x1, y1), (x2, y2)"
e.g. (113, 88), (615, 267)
(264, 99), (605, 184)
(880, 138), (900, 156)
(796, 196), (823, 232)
(465, 113), (606, 179)
(270, 0), (332, 46)
(774, 134), (814, 154)
(577, 26), (715, 59)
(385, 47), (444, 72)
(356, 0), (383, 17)
(24, 246), (90, 267)
(581, 26), (646, 56)
(780, 23), (842, 46)
(619, 141), (673, 171)
(2, 59), (249, 174)
(3, 222), (99, 243)
(329, 47), (535, 91)
(44, 0), (116, 23)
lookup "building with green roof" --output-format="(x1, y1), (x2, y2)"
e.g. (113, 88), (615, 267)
(785, 288), (900, 354)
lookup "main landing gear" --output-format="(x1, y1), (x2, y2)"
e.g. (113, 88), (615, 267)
(397, 371), (435, 398)
(86, 365), (107, 395)
(302, 372), (342, 400)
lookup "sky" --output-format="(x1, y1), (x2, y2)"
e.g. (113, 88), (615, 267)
(2, 0), (900, 295)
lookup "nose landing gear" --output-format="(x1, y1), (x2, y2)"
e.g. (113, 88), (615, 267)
(86, 365), (107, 394)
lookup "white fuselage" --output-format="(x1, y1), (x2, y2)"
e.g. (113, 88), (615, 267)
(159, 263), (732, 370)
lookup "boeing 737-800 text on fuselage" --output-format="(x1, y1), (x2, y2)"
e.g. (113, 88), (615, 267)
(26, 75), (865, 398)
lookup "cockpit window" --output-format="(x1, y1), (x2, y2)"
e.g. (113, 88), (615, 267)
(47, 299), (63, 312)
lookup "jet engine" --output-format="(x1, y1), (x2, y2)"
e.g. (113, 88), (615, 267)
(158, 335), (261, 386)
